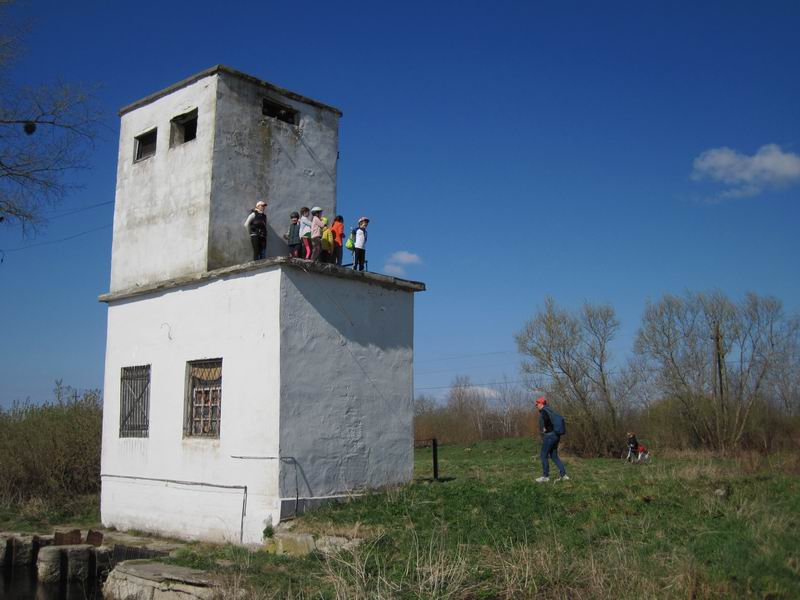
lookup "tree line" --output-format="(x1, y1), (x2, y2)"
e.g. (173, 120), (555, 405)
(415, 291), (800, 456)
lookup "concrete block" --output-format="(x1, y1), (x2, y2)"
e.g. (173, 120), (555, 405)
(37, 545), (63, 584)
(104, 560), (219, 600)
(63, 544), (93, 581)
(93, 545), (113, 577)
(0, 535), (10, 566)
(273, 532), (316, 556)
(12, 534), (36, 565)
(316, 535), (363, 555)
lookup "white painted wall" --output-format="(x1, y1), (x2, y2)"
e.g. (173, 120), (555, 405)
(101, 268), (282, 544)
(110, 76), (218, 293)
(208, 72), (339, 269)
(278, 269), (415, 511)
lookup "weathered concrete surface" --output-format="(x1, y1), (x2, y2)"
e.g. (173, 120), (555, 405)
(99, 255), (425, 304)
(110, 73), (218, 293)
(103, 560), (219, 600)
(208, 69), (339, 270)
(11, 534), (35, 565)
(36, 545), (62, 583)
(94, 545), (113, 577)
(100, 268), (283, 544)
(64, 544), (93, 581)
(109, 66), (341, 292)
(0, 534), (11, 566)
(263, 531), (362, 556)
(279, 268), (415, 515)
(101, 259), (421, 543)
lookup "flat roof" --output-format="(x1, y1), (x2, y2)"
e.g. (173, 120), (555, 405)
(119, 65), (343, 117)
(98, 257), (425, 303)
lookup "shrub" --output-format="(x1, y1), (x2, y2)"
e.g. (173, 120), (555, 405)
(0, 382), (102, 503)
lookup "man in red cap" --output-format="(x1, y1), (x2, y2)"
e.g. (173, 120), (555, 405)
(535, 396), (569, 482)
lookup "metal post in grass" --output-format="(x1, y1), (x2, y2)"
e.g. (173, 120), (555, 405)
(432, 438), (439, 481)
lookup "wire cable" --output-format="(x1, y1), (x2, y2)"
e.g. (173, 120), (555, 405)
(1, 223), (111, 253)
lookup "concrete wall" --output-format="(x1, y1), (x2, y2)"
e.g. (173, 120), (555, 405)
(278, 269), (415, 511)
(110, 76), (218, 293)
(100, 268), (283, 544)
(208, 72), (340, 270)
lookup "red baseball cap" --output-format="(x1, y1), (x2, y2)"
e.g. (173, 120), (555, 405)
(535, 396), (547, 406)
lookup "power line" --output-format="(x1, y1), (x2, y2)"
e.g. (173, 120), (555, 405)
(415, 378), (528, 392)
(2, 224), (111, 254)
(415, 350), (517, 364)
(50, 200), (114, 220)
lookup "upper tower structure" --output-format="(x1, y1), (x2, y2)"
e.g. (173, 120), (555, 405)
(110, 65), (341, 293)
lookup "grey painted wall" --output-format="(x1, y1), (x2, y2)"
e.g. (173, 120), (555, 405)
(209, 72), (339, 270)
(278, 269), (415, 504)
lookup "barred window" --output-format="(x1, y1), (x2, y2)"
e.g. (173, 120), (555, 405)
(185, 359), (222, 438)
(119, 365), (150, 438)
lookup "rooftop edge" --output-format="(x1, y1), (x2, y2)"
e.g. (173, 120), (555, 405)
(118, 65), (344, 117)
(98, 257), (426, 303)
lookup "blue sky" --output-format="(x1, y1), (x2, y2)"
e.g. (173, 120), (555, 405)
(1, 0), (799, 405)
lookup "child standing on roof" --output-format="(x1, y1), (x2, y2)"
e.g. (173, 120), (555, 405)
(321, 216), (334, 263)
(353, 216), (369, 271)
(331, 215), (345, 266)
(310, 207), (324, 262)
(243, 200), (268, 261)
(283, 211), (301, 258)
(298, 207), (312, 259)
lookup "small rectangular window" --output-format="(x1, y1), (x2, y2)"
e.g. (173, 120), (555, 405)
(170, 109), (198, 147)
(134, 129), (157, 162)
(262, 98), (297, 125)
(120, 365), (151, 438)
(184, 359), (223, 438)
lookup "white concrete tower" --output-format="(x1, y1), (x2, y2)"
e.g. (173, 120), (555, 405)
(110, 65), (341, 293)
(99, 67), (424, 545)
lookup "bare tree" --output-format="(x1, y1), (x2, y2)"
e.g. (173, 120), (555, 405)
(635, 291), (799, 452)
(0, 1), (100, 231)
(515, 297), (625, 454)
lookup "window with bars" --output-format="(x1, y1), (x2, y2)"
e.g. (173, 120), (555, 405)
(119, 365), (151, 438)
(185, 359), (223, 438)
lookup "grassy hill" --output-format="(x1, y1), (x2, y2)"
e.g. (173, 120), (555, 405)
(167, 438), (799, 599)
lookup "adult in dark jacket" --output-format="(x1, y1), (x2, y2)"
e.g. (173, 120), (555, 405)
(535, 396), (569, 482)
(244, 200), (268, 260)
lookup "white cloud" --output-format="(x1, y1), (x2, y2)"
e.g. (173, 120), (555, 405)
(384, 250), (423, 277)
(383, 263), (407, 277)
(691, 143), (800, 198)
(387, 251), (423, 265)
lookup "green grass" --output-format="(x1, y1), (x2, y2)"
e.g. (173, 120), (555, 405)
(0, 494), (101, 533)
(4, 439), (798, 598)
(164, 439), (800, 598)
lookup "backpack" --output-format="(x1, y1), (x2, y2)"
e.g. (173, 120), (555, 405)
(548, 408), (567, 435)
(345, 228), (356, 250)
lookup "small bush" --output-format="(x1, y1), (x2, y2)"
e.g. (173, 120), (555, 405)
(0, 382), (102, 504)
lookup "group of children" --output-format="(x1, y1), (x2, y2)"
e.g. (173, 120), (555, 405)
(245, 202), (370, 271)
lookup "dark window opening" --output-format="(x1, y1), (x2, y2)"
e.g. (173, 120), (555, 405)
(262, 98), (298, 125)
(184, 359), (222, 438)
(170, 109), (198, 146)
(134, 129), (157, 162)
(120, 365), (150, 438)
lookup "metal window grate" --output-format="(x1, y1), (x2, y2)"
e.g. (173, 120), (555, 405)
(120, 365), (150, 438)
(185, 359), (222, 438)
